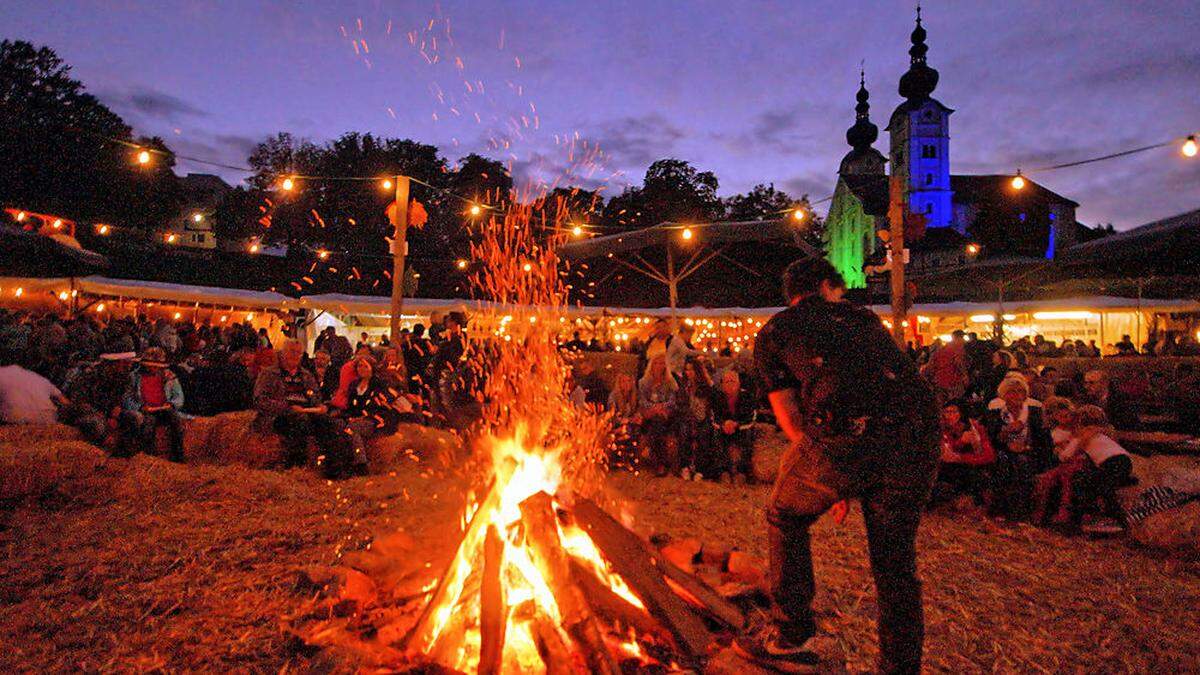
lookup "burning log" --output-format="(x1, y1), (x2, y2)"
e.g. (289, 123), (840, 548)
(519, 492), (621, 675)
(479, 524), (506, 675)
(531, 612), (577, 675)
(402, 477), (502, 654)
(572, 498), (714, 661)
(567, 559), (667, 641)
(654, 555), (746, 631)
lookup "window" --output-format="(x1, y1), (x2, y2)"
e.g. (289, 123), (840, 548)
(1019, 212), (1027, 223)
(924, 203), (933, 214)
(924, 173), (934, 186)
(922, 144), (937, 159)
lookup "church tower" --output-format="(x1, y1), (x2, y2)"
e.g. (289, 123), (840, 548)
(839, 70), (887, 176)
(887, 6), (954, 230)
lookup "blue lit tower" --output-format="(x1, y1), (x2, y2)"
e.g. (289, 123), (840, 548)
(887, 6), (955, 230)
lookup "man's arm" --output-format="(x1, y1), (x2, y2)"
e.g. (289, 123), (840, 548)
(767, 388), (808, 445)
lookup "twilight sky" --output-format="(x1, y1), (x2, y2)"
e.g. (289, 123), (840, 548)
(3, 0), (1198, 229)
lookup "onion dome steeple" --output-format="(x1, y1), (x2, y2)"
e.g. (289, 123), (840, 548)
(898, 5), (939, 101)
(846, 69), (879, 151)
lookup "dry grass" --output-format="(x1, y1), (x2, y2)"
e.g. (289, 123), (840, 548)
(1, 432), (1198, 673)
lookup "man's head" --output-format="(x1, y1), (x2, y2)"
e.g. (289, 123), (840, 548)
(782, 257), (846, 305)
(720, 368), (741, 396)
(651, 318), (670, 338)
(278, 339), (304, 372)
(313, 350), (331, 369)
(1083, 369), (1109, 399)
(951, 330), (965, 344)
(576, 359), (595, 377)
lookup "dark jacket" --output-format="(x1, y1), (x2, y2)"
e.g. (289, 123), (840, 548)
(983, 401), (1053, 471)
(709, 387), (758, 431)
(253, 365), (322, 426)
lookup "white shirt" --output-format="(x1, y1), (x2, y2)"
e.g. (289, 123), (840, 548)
(1065, 433), (1130, 465)
(0, 365), (62, 425)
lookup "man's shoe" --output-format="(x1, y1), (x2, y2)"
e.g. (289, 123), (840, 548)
(733, 625), (821, 673)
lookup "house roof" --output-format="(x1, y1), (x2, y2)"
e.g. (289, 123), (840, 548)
(950, 174), (1080, 208)
(839, 174), (890, 217)
(885, 97), (954, 131)
(1061, 207), (1200, 261)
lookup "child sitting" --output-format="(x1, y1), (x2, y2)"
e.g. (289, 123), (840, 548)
(1031, 397), (1086, 525)
(1066, 405), (1134, 533)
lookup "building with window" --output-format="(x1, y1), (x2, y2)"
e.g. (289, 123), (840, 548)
(824, 9), (1087, 288)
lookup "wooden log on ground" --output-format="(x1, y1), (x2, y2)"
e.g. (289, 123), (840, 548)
(519, 492), (620, 675)
(567, 559), (667, 642)
(653, 555), (746, 630)
(402, 477), (502, 653)
(479, 524), (506, 675)
(572, 498), (713, 661)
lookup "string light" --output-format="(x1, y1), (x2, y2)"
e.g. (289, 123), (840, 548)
(96, 224), (110, 235)
(456, 259), (468, 269)
(58, 291), (69, 301)
(965, 242), (981, 256)
(317, 249), (330, 261)
(174, 312), (182, 320)
(247, 313), (255, 321)
(522, 262), (533, 272)
(51, 218), (63, 230)
(792, 207), (807, 222)
(15, 211), (25, 222)
(1011, 170), (1026, 190)
(468, 203), (483, 216)
(14, 287), (23, 297)
(381, 178), (394, 190)
(248, 242), (260, 254)
(680, 227), (694, 241)
(1184, 136), (1198, 158)
(572, 225), (583, 237)
(136, 149), (151, 165)
(192, 213), (204, 223)
(165, 233), (178, 244)
(280, 177), (296, 192)
(95, 302), (105, 312)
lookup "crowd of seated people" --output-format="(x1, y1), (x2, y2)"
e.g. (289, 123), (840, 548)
(0, 307), (492, 478)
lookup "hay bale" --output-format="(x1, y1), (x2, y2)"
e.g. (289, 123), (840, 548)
(1129, 501), (1200, 553)
(367, 423), (462, 471)
(0, 439), (107, 502)
(0, 423), (83, 446)
(188, 411), (285, 469)
(752, 424), (789, 484)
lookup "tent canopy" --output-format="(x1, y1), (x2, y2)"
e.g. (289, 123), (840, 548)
(558, 220), (816, 260)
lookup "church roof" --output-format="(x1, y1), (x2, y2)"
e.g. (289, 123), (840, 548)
(885, 97), (954, 131)
(840, 174), (890, 217)
(950, 175), (1080, 208)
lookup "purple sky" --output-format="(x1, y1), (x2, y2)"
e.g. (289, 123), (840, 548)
(3, 0), (1198, 229)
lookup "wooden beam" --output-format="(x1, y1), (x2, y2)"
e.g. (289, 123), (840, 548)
(572, 498), (713, 661)
(520, 492), (620, 675)
(479, 524), (506, 675)
(568, 559), (668, 642)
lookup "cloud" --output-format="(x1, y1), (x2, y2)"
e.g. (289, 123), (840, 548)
(101, 85), (208, 121)
(584, 113), (686, 170)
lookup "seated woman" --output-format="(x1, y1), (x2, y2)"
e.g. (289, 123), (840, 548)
(676, 358), (713, 480)
(1031, 397), (1086, 525)
(332, 356), (412, 477)
(931, 399), (995, 506)
(607, 372), (640, 468)
(706, 368), (758, 483)
(984, 376), (1053, 520)
(637, 355), (680, 477)
(1066, 405), (1135, 533)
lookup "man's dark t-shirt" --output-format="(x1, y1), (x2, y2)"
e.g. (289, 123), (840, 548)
(754, 296), (937, 440)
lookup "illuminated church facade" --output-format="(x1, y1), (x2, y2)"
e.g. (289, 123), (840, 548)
(824, 9), (1083, 288)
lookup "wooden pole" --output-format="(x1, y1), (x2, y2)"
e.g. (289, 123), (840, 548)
(479, 524), (506, 675)
(666, 244), (678, 327)
(887, 176), (907, 346)
(389, 175), (411, 343)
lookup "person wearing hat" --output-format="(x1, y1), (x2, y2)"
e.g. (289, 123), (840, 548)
(739, 257), (939, 674)
(119, 346), (185, 461)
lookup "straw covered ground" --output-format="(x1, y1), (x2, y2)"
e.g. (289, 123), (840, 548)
(2, 426), (1199, 673)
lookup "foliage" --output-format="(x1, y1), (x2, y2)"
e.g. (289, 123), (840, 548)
(0, 40), (181, 230)
(601, 159), (724, 229)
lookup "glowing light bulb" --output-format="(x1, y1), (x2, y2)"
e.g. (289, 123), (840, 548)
(792, 208), (806, 222)
(572, 225), (583, 236)
(165, 233), (177, 244)
(220, 315), (228, 323)
(192, 213), (204, 223)
(317, 249), (330, 260)
(965, 243), (981, 256)
(281, 177), (295, 191)
(522, 262), (533, 272)
(15, 211), (25, 222)
(246, 313), (255, 321)
(52, 218), (63, 229)
(1184, 136), (1198, 158)
(95, 303), (105, 312)
(469, 204), (483, 216)
(58, 291), (69, 301)
(173, 312), (182, 320)
(136, 150), (151, 165)
(1011, 172), (1026, 190)
(456, 259), (468, 269)
(14, 287), (23, 297)
(381, 178), (393, 190)
(681, 227), (694, 241)
(96, 224), (110, 235)
(248, 243), (260, 254)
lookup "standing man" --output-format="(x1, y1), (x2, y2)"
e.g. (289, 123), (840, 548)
(739, 258), (939, 674)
